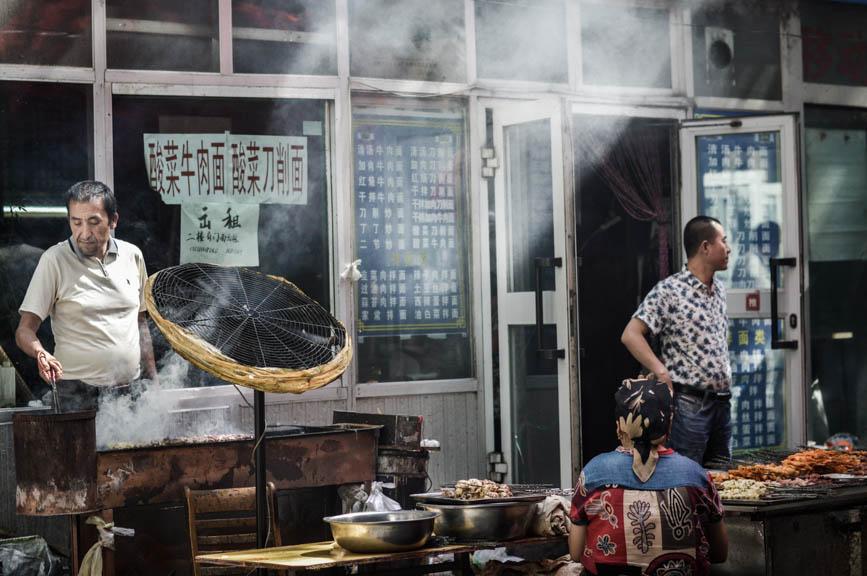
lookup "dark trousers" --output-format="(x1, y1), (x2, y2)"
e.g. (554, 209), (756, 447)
(669, 391), (732, 466)
(47, 379), (133, 413)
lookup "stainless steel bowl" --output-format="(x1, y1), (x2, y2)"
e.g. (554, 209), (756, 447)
(417, 500), (538, 541)
(323, 510), (439, 553)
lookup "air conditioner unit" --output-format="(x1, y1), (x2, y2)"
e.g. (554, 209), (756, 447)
(705, 26), (735, 88)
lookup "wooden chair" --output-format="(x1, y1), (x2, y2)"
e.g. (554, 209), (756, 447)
(186, 483), (282, 576)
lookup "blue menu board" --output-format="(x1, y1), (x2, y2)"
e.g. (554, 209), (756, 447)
(728, 318), (786, 450)
(697, 132), (782, 290)
(353, 114), (468, 337)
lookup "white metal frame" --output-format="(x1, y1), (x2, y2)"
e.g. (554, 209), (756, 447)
(487, 97), (571, 488)
(679, 114), (805, 448)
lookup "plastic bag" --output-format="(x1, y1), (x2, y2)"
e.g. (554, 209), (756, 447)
(363, 481), (401, 512)
(471, 547), (524, 570)
(337, 484), (369, 514)
(0, 536), (66, 576)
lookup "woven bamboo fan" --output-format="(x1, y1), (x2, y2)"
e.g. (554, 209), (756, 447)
(145, 263), (351, 393)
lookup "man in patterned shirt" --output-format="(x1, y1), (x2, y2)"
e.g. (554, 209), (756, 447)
(569, 378), (728, 576)
(621, 216), (732, 465)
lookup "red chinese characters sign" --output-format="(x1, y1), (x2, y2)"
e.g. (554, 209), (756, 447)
(802, 3), (867, 86)
(144, 133), (308, 205)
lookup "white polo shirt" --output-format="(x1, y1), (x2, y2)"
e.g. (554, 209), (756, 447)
(19, 236), (148, 387)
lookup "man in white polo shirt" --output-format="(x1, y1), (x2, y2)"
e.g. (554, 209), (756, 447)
(15, 180), (156, 412)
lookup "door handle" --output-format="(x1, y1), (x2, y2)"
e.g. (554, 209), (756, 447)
(769, 257), (797, 350)
(534, 257), (564, 360)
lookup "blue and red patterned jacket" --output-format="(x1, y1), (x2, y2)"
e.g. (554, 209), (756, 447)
(570, 447), (724, 576)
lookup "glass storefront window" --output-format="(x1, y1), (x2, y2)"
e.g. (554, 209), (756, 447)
(691, 2), (782, 100)
(696, 131), (783, 290)
(349, 0), (466, 83)
(0, 81), (93, 404)
(0, 1), (92, 66)
(107, 0), (218, 71)
(232, 0), (336, 75)
(504, 118), (555, 292)
(352, 99), (472, 383)
(475, 0), (567, 84)
(112, 96), (332, 388)
(580, 1), (671, 89)
(805, 106), (867, 445)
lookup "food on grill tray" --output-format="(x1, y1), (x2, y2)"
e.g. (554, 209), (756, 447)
(726, 449), (863, 481)
(709, 472), (730, 483)
(442, 479), (513, 500)
(773, 474), (834, 487)
(105, 433), (254, 450)
(718, 478), (769, 500)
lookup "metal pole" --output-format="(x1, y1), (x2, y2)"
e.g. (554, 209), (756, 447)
(254, 389), (266, 575)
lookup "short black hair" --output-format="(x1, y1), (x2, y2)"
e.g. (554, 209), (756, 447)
(683, 216), (722, 258)
(65, 181), (117, 221)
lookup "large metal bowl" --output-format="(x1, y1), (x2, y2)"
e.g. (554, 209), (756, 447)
(323, 510), (439, 553)
(417, 500), (538, 541)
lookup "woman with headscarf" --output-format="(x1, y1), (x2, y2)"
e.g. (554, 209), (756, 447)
(568, 377), (728, 576)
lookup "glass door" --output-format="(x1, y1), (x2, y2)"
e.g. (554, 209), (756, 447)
(680, 114), (805, 450)
(492, 99), (571, 488)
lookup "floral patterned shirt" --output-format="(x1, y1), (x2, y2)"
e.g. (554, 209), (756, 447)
(634, 266), (731, 392)
(570, 448), (724, 576)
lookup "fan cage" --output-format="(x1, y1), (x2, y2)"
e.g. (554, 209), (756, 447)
(145, 264), (351, 394)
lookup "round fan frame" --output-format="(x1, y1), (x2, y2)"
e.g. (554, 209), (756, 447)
(145, 265), (352, 394)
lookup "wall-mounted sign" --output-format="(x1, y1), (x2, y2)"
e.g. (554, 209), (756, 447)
(729, 318), (785, 451)
(180, 203), (259, 266)
(746, 292), (760, 311)
(352, 114), (467, 337)
(143, 133), (308, 205)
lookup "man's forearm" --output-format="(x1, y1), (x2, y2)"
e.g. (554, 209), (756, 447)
(622, 332), (666, 375)
(15, 326), (45, 359)
(138, 314), (157, 379)
(621, 318), (669, 381)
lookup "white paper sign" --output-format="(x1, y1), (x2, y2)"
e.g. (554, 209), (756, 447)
(144, 133), (308, 205)
(180, 203), (260, 266)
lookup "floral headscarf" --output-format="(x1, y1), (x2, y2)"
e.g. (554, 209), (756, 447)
(615, 376), (673, 482)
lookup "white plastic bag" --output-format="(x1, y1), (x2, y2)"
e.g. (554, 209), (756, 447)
(363, 481), (401, 511)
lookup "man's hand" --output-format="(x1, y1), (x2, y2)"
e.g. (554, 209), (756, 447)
(36, 350), (63, 384)
(654, 369), (673, 395)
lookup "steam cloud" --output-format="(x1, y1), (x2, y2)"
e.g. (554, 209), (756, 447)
(94, 351), (248, 450)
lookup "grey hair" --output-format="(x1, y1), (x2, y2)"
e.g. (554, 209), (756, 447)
(65, 181), (117, 220)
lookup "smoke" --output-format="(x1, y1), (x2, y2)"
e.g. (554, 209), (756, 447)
(349, 0), (466, 82)
(94, 351), (249, 450)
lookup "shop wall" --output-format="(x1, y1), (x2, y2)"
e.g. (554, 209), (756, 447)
(357, 391), (481, 489)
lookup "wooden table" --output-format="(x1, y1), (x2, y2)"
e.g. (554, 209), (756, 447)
(197, 535), (568, 575)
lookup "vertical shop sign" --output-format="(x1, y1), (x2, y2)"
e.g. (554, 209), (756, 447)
(728, 318), (785, 450)
(353, 115), (467, 337)
(179, 203), (260, 266)
(143, 133), (307, 205)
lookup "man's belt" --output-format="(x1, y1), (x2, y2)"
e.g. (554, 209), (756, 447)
(673, 382), (731, 401)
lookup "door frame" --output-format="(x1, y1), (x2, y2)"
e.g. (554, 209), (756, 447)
(480, 96), (575, 488)
(679, 113), (806, 448)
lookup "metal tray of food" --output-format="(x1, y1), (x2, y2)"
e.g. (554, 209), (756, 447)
(410, 491), (547, 506)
